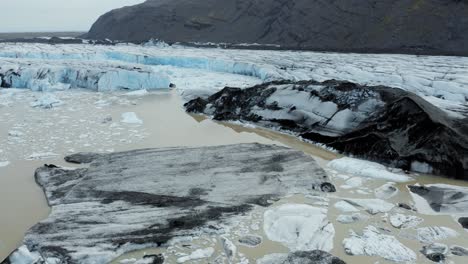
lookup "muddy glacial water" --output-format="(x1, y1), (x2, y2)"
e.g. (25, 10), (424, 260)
(0, 89), (467, 263)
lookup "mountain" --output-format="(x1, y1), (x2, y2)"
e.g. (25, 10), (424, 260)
(86, 0), (468, 55)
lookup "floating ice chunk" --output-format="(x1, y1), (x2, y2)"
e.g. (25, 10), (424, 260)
(374, 182), (399, 199)
(410, 161), (433, 174)
(8, 130), (24, 137)
(389, 214), (424, 229)
(9, 245), (43, 264)
(121, 112), (143, 125)
(328, 157), (412, 182)
(0, 161), (10, 167)
(119, 259), (137, 264)
(343, 226), (417, 262)
(344, 198), (394, 215)
(124, 89), (149, 96)
(27, 152), (59, 160)
(263, 204), (335, 251)
(334, 201), (359, 213)
(257, 253), (287, 264)
(337, 213), (367, 224)
(417, 227), (458, 243)
(238, 235), (262, 247)
(176, 247), (214, 263)
(341, 177), (364, 189)
(420, 243), (448, 262)
(221, 236), (237, 261)
(30, 93), (63, 109)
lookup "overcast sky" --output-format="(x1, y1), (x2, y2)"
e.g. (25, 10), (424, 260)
(0, 0), (146, 32)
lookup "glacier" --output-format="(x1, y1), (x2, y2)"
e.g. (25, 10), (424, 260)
(0, 59), (170, 92)
(0, 43), (467, 111)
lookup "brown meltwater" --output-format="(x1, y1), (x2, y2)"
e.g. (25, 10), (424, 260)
(1, 89), (467, 263)
(0, 89), (276, 261)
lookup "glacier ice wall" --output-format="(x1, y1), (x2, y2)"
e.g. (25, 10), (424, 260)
(0, 60), (170, 91)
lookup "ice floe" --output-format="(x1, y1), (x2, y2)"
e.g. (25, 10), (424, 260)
(341, 198), (394, 215)
(389, 214), (424, 229)
(374, 182), (399, 199)
(328, 157), (412, 182)
(30, 93), (63, 109)
(121, 112), (143, 125)
(417, 226), (459, 243)
(334, 201), (359, 213)
(176, 247), (214, 263)
(343, 225), (417, 262)
(337, 213), (367, 224)
(420, 243), (448, 262)
(263, 204), (334, 251)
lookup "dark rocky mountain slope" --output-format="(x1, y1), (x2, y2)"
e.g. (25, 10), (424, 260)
(87, 0), (468, 55)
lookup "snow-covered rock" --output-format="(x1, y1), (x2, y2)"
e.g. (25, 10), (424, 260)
(417, 227), (459, 243)
(389, 214), (424, 229)
(343, 225), (417, 262)
(121, 112), (143, 125)
(328, 158), (412, 182)
(263, 204), (335, 252)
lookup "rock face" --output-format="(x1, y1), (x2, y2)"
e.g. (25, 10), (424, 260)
(86, 0), (468, 56)
(3, 144), (331, 264)
(185, 80), (468, 179)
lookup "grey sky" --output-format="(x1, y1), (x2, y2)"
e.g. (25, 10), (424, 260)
(0, 0), (146, 32)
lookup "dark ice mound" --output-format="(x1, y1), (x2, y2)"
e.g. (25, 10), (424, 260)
(185, 80), (468, 179)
